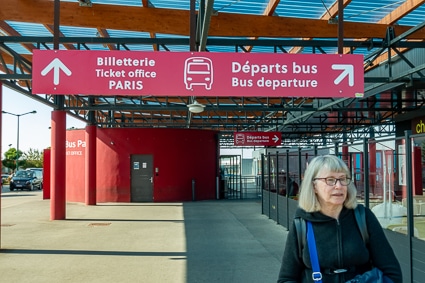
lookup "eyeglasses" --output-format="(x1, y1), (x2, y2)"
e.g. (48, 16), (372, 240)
(314, 177), (351, 186)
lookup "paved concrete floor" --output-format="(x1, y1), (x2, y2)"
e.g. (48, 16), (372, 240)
(0, 190), (288, 283)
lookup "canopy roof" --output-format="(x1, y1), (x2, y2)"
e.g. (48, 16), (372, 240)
(1, 0), (425, 146)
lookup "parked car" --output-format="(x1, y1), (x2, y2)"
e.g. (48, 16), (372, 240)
(26, 168), (43, 190)
(9, 170), (43, 191)
(1, 174), (10, 186)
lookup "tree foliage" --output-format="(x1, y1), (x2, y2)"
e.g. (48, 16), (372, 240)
(2, 147), (43, 171)
(22, 148), (44, 168)
(2, 147), (19, 171)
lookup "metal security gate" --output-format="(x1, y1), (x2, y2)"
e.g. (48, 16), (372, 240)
(130, 154), (154, 202)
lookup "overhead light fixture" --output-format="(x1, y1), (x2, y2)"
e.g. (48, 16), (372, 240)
(78, 0), (92, 7)
(187, 101), (206, 113)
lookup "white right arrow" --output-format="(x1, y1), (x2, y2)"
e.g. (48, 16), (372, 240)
(272, 135), (280, 143)
(332, 64), (354, 86)
(41, 58), (72, 85)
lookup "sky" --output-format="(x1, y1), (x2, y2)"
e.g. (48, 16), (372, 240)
(1, 85), (86, 157)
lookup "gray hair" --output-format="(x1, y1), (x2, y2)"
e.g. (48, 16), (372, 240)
(298, 155), (358, 212)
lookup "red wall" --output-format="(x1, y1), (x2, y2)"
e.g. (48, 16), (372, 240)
(65, 128), (218, 203)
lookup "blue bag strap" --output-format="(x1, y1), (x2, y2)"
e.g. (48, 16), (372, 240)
(306, 221), (323, 283)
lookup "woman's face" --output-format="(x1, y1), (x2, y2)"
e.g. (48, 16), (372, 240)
(313, 170), (348, 209)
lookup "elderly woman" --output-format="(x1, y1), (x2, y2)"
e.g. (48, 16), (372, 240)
(277, 155), (402, 283)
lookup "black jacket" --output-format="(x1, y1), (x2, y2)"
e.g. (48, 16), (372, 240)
(277, 206), (402, 283)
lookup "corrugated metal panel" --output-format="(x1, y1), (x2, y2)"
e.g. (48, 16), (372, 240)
(276, 0), (336, 18)
(3, 0), (425, 57)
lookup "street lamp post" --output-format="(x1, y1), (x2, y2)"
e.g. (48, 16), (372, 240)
(2, 110), (37, 170)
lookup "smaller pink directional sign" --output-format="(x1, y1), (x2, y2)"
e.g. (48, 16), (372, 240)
(234, 132), (281, 146)
(32, 50), (364, 97)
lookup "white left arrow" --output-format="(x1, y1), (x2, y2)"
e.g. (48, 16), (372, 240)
(332, 64), (354, 86)
(273, 135), (280, 143)
(41, 58), (72, 85)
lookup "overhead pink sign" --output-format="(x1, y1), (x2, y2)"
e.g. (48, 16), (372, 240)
(32, 50), (364, 97)
(234, 132), (281, 146)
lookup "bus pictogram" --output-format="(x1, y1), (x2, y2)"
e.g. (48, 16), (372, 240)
(184, 57), (213, 90)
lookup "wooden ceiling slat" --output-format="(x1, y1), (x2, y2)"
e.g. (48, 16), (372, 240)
(245, 0), (280, 52)
(0, 20), (36, 52)
(320, 0), (352, 20)
(1, 0), (424, 39)
(264, 0), (280, 16)
(359, 0), (425, 70)
(1, 53), (32, 66)
(290, 0), (352, 54)
(96, 28), (117, 50)
(379, 0), (425, 25)
(1, 0), (423, 138)
(44, 24), (77, 50)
